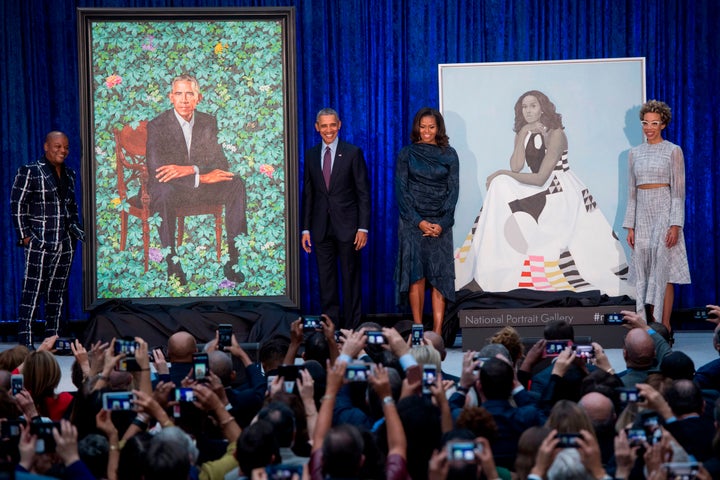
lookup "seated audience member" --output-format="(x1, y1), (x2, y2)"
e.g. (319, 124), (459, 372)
(578, 392), (617, 466)
(431, 429), (502, 480)
(259, 335), (291, 375)
(694, 320), (720, 391)
(16, 419), (96, 479)
(490, 326), (524, 367)
(621, 310), (673, 364)
(165, 331), (198, 385)
(77, 433), (109, 479)
(617, 327), (657, 387)
(21, 349), (74, 421)
(545, 399), (596, 436)
(580, 368), (625, 414)
(257, 402), (307, 466)
(528, 428), (610, 480)
(518, 320), (584, 395)
(514, 426), (552, 480)
(455, 406), (498, 445)
(234, 420), (279, 479)
(310, 361), (409, 480)
(208, 338), (266, 428)
(423, 331), (460, 383)
(145, 427), (197, 479)
(638, 379), (715, 461)
(284, 315), (339, 368)
(478, 357), (544, 470)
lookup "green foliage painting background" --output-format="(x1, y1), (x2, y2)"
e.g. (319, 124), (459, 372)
(91, 19), (287, 298)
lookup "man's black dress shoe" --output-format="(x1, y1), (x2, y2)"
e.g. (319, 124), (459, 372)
(224, 262), (245, 283)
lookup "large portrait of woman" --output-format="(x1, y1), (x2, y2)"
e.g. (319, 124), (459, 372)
(440, 58), (645, 297)
(78, 8), (298, 308)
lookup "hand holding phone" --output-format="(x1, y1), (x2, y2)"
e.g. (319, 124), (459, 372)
(218, 324), (233, 349)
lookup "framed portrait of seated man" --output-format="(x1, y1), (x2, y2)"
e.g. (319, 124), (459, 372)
(78, 7), (299, 308)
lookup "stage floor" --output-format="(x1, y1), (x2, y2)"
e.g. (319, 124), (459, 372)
(3, 330), (715, 394)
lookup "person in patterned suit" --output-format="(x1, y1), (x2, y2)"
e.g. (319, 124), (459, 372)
(11, 131), (84, 349)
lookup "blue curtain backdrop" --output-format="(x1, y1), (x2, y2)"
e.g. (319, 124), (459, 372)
(1, 0), (718, 325)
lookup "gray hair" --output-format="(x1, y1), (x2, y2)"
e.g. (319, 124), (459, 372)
(316, 108), (339, 122)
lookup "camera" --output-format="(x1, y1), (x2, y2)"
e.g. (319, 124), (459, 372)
(114, 338), (139, 356)
(10, 374), (23, 396)
(30, 420), (60, 454)
(365, 330), (386, 345)
(175, 387), (195, 403)
(192, 353), (209, 381)
(616, 387), (645, 403)
(545, 340), (571, 357)
(102, 391), (135, 411)
(345, 363), (371, 382)
(302, 316), (322, 332)
(447, 441), (480, 462)
(556, 433), (581, 448)
(604, 313), (624, 324)
(218, 324), (233, 349)
(411, 325), (424, 347)
(0, 419), (25, 441)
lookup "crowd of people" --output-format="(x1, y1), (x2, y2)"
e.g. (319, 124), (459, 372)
(0, 306), (718, 479)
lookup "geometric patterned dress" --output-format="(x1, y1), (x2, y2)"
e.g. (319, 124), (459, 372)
(455, 132), (633, 297)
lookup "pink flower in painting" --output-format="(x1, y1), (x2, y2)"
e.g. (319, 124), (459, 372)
(259, 164), (275, 178)
(148, 247), (163, 263)
(105, 74), (122, 89)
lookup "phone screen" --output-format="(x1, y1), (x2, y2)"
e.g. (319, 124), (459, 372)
(175, 387), (195, 402)
(11, 375), (23, 396)
(422, 364), (437, 394)
(345, 363), (370, 382)
(365, 330), (386, 345)
(193, 353), (209, 380)
(411, 325), (423, 346)
(102, 392), (134, 411)
(114, 338), (139, 355)
(556, 433), (581, 448)
(218, 324), (233, 348)
(574, 344), (594, 359)
(303, 316), (322, 332)
(545, 340), (570, 356)
(447, 441), (478, 461)
(604, 313), (624, 324)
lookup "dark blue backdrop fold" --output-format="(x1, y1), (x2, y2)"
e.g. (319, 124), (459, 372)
(1, 0), (718, 324)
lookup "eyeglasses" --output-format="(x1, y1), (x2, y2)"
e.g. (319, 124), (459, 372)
(640, 120), (663, 127)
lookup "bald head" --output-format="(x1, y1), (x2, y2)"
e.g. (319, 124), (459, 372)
(208, 350), (234, 385)
(167, 332), (197, 362)
(579, 392), (615, 425)
(623, 328), (655, 369)
(423, 331), (446, 360)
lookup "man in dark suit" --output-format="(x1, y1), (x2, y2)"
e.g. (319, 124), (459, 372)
(11, 131), (84, 349)
(302, 108), (370, 329)
(146, 74), (246, 285)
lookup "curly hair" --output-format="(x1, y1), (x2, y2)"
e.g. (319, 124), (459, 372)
(639, 99), (671, 125)
(410, 107), (450, 147)
(513, 90), (564, 132)
(456, 406), (498, 442)
(490, 326), (524, 365)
